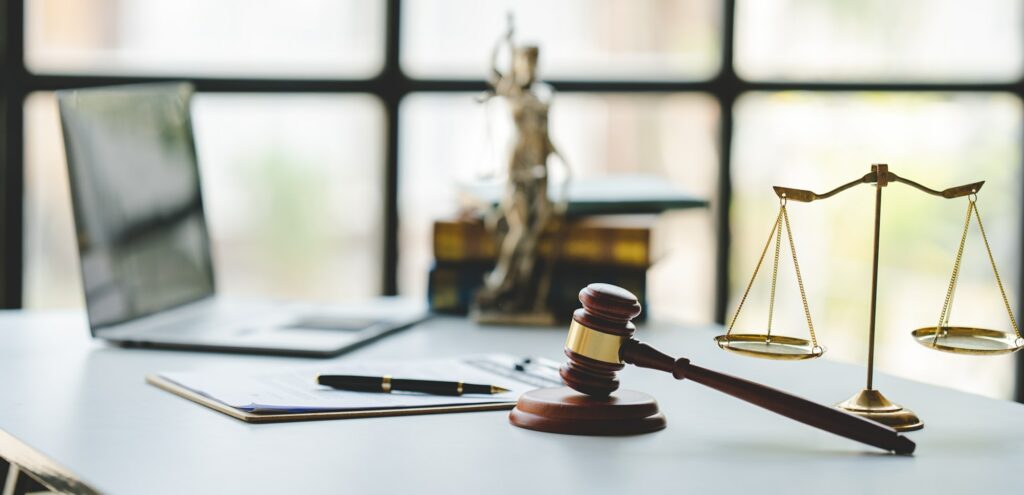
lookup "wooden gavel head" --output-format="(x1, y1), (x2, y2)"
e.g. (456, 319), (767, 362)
(560, 283), (642, 397)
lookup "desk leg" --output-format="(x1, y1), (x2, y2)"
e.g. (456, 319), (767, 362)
(1, 463), (51, 495)
(2, 463), (17, 495)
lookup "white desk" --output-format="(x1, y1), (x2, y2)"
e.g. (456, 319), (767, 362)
(2, 311), (1023, 494)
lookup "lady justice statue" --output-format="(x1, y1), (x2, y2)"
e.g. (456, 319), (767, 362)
(473, 18), (570, 324)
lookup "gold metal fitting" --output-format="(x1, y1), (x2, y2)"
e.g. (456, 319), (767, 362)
(565, 320), (626, 364)
(381, 375), (392, 393)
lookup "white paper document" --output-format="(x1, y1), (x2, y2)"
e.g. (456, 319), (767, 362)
(157, 354), (561, 414)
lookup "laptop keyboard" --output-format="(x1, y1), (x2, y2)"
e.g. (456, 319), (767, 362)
(136, 305), (272, 335)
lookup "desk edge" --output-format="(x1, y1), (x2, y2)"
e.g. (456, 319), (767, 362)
(0, 428), (101, 495)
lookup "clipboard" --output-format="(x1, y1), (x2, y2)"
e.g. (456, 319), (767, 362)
(146, 374), (516, 423)
(145, 354), (560, 424)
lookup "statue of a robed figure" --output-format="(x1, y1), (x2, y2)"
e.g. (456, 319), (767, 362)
(473, 19), (569, 325)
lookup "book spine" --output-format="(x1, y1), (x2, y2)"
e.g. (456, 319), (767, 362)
(427, 262), (648, 320)
(433, 221), (498, 264)
(433, 220), (650, 268)
(427, 263), (490, 315)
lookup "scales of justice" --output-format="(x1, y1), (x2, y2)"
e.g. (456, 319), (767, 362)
(716, 164), (1024, 431)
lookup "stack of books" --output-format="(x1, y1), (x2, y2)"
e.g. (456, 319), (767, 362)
(427, 217), (652, 320)
(427, 175), (708, 322)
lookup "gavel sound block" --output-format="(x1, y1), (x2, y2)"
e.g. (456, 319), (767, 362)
(509, 284), (916, 454)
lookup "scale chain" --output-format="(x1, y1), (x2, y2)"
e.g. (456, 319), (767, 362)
(766, 205), (785, 338)
(727, 206), (784, 335)
(944, 264), (961, 328)
(781, 206), (819, 349)
(934, 200), (974, 344)
(973, 200), (1021, 340)
(934, 197), (1022, 345)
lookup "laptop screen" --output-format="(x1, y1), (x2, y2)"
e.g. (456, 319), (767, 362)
(58, 83), (215, 331)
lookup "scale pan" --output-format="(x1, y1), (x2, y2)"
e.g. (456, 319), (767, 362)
(911, 326), (1024, 355)
(714, 334), (824, 360)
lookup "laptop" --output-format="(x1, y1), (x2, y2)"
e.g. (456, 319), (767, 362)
(57, 82), (426, 357)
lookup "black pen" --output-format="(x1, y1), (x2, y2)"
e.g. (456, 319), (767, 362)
(317, 374), (511, 396)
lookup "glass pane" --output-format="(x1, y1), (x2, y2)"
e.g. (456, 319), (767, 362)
(23, 93), (82, 309)
(25, 0), (385, 77)
(735, 0), (1024, 82)
(192, 94), (385, 301)
(401, 0), (722, 80)
(399, 92), (719, 323)
(731, 92), (1022, 399)
(23, 92), (384, 309)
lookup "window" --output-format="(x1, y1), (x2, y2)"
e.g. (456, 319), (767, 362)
(4, 0), (1023, 401)
(734, 0), (1022, 82)
(25, 0), (385, 78)
(400, 0), (722, 80)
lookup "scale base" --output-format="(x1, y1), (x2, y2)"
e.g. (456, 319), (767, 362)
(836, 389), (923, 432)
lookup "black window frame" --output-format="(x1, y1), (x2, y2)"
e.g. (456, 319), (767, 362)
(3, 0), (1023, 399)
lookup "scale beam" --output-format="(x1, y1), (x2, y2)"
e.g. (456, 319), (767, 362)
(773, 169), (984, 203)
(889, 174), (984, 199)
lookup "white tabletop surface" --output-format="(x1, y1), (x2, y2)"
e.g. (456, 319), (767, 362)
(2, 311), (1024, 494)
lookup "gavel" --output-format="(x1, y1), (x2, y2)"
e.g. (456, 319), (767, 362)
(510, 283), (915, 455)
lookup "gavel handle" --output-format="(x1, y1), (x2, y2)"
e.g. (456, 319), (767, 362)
(621, 339), (915, 455)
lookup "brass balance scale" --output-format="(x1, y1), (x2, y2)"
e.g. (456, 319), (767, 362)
(716, 164), (1023, 431)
